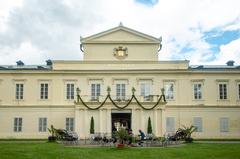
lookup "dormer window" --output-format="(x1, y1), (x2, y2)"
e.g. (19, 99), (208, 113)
(113, 46), (128, 59)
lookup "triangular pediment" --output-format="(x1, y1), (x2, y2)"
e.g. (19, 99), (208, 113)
(81, 25), (161, 44)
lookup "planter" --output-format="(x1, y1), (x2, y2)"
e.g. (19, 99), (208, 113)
(185, 137), (193, 143)
(117, 143), (125, 148)
(48, 136), (57, 142)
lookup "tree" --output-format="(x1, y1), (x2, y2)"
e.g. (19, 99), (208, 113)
(90, 116), (95, 134)
(147, 117), (152, 134)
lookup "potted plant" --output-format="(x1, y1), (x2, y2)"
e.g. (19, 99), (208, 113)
(48, 125), (57, 142)
(178, 125), (197, 143)
(116, 128), (128, 148)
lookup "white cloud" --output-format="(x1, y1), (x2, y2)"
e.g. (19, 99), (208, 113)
(0, 0), (23, 32)
(0, 41), (44, 65)
(0, 0), (240, 65)
(214, 39), (240, 65)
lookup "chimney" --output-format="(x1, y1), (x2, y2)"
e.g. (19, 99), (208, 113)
(226, 60), (235, 66)
(16, 60), (24, 66)
(46, 59), (52, 66)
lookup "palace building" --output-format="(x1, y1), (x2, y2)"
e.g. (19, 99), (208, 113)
(0, 24), (240, 139)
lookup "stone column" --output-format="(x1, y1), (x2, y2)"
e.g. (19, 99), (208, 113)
(140, 109), (144, 131)
(153, 109), (158, 135)
(74, 106), (80, 136)
(84, 109), (88, 138)
(131, 108), (136, 134)
(161, 108), (166, 136)
(99, 109), (103, 133)
(106, 109), (112, 137)
(79, 108), (85, 139)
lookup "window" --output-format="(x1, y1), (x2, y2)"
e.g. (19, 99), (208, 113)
(16, 84), (24, 100)
(219, 83), (227, 100)
(193, 83), (202, 100)
(238, 84), (240, 100)
(116, 84), (126, 100)
(140, 83), (151, 101)
(39, 118), (47, 132)
(66, 118), (74, 131)
(164, 83), (174, 100)
(91, 84), (100, 100)
(193, 117), (202, 132)
(40, 83), (48, 99)
(220, 117), (229, 132)
(14, 117), (22, 132)
(166, 117), (175, 132)
(66, 83), (74, 100)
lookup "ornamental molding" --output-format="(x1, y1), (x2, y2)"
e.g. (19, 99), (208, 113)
(75, 86), (166, 110)
(113, 46), (128, 60)
(163, 79), (176, 83)
(62, 79), (78, 82)
(87, 78), (104, 85)
(215, 79), (229, 83)
(191, 79), (205, 82)
(112, 78), (129, 85)
(136, 78), (154, 85)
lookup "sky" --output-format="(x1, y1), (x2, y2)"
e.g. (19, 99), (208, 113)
(0, 0), (239, 65)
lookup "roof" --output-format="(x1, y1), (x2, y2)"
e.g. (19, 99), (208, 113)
(0, 65), (51, 70)
(0, 63), (240, 71)
(80, 24), (161, 44)
(190, 65), (240, 70)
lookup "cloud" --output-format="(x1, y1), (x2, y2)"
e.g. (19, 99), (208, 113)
(215, 38), (240, 65)
(0, 0), (240, 65)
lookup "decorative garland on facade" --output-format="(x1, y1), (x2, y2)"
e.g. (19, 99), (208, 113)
(75, 87), (167, 110)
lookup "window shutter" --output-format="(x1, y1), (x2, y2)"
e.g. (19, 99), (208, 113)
(193, 117), (202, 132)
(166, 117), (175, 132)
(220, 118), (229, 132)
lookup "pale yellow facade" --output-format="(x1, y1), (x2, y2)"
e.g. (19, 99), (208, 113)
(0, 25), (240, 139)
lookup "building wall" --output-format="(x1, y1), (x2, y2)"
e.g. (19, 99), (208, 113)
(0, 26), (239, 139)
(0, 72), (239, 106)
(83, 43), (159, 61)
(0, 71), (240, 139)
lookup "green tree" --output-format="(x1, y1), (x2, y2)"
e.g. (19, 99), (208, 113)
(147, 117), (152, 134)
(90, 116), (95, 134)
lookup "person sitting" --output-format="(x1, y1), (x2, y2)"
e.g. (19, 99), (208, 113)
(138, 129), (145, 146)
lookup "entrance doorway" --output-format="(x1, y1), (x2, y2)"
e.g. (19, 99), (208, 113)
(111, 113), (131, 132)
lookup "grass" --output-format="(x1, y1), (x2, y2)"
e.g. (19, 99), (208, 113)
(0, 142), (240, 159)
(194, 138), (240, 141)
(0, 139), (47, 141)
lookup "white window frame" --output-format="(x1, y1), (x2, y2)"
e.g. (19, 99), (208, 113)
(140, 82), (151, 101)
(39, 117), (47, 132)
(40, 83), (49, 100)
(16, 83), (24, 100)
(66, 118), (74, 131)
(220, 117), (229, 132)
(193, 117), (202, 132)
(193, 83), (202, 100)
(164, 82), (174, 100)
(218, 83), (228, 100)
(91, 83), (101, 101)
(116, 83), (126, 100)
(14, 117), (22, 132)
(0, 79), (2, 103)
(237, 83), (240, 100)
(66, 83), (75, 100)
(166, 117), (175, 132)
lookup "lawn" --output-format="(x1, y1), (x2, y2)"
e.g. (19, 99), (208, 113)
(0, 142), (240, 159)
